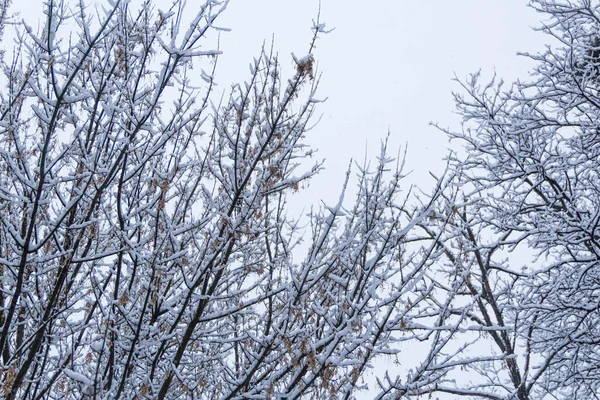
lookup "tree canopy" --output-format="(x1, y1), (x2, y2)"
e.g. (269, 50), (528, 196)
(0, 0), (597, 399)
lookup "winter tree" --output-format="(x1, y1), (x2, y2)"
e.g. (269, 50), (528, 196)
(0, 0), (445, 398)
(395, 0), (600, 399)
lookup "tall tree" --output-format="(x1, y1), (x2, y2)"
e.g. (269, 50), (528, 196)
(0, 1), (442, 398)
(411, 0), (600, 398)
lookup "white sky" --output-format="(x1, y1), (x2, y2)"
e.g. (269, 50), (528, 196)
(216, 0), (546, 204)
(9, 0), (547, 201)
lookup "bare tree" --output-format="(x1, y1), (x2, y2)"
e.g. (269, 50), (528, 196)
(406, 1), (600, 398)
(0, 1), (444, 398)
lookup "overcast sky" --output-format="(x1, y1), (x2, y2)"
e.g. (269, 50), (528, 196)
(9, 0), (546, 203)
(215, 0), (546, 204)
